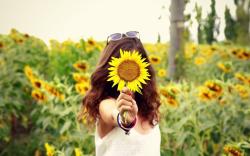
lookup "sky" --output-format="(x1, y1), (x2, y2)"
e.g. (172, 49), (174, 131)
(0, 0), (236, 44)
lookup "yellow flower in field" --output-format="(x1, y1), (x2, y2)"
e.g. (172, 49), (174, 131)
(107, 49), (151, 94)
(24, 65), (34, 80)
(73, 73), (89, 83)
(73, 61), (88, 72)
(144, 44), (157, 53)
(75, 82), (90, 95)
(44, 84), (64, 101)
(32, 90), (47, 102)
(198, 80), (223, 100)
(158, 69), (166, 77)
(238, 50), (250, 60)
(234, 73), (250, 85)
(234, 73), (246, 82)
(160, 87), (178, 107)
(198, 86), (214, 101)
(234, 84), (249, 98)
(85, 37), (97, 52)
(216, 62), (231, 73)
(223, 145), (243, 156)
(87, 37), (96, 46)
(194, 56), (206, 65)
(160, 88), (171, 99)
(59, 94), (65, 101)
(149, 55), (161, 64)
(231, 48), (250, 60)
(31, 78), (44, 89)
(204, 80), (223, 96)
(167, 97), (178, 107)
(74, 148), (82, 156)
(184, 43), (197, 59)
(44, 143), (55, 156)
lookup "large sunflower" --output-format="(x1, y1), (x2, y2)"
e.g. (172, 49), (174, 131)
(107, 49), (151, 94)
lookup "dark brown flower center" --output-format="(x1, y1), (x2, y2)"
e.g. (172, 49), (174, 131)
(78, 63), (87, 70)
(117, 60), (140, 82)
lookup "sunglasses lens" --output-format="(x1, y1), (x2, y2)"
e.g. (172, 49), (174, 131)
(126, 31), (138, 37)
(109, 33), (122, 40)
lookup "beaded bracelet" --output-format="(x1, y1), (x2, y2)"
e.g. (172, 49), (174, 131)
(117, 113), (137, 135)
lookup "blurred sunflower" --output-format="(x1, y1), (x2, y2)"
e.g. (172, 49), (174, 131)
(75, 82), (90, 95)
(167, 97), (178, 107)
(73, 60), (88, 72)
(107, 49), (150, 94)
(231, 48), (250, 60)
(216, 62), (231, 73)
(184, 43), (197, 59)
(74, 148), (82, 156)
(87, 37), (96, 46)
(44, 143), (55, 156)
(160, 87), (178, 107)
(73, 73), (89, 83)
(149, 55), (161, 64)
(198, 86), (214, 101)
(234, 84), (249, 99)
(234, 73), (250, 85)
(45, 84), (65, 101)
(194, 56), (206, 66)
(238, 50), (250, 60)
(223, 145), (243, 156)
(24, 65), (35, 80)
(158, 69), (167, 77)
(85, 37), (97, 52)
(32, 90), (47, 102)
(31, 78), (44, 89)
(204, 80), (223, 96)
(198, 80), (223, 101)
(234, 73), (246, 82)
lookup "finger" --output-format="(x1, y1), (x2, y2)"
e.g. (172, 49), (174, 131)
(118, 93), (133, 102)
(131, 99), (137, 106)
(121, 87), (132, 96)
(117, 92), (129, 102)
(119, 105), (132, 113)
(117, 99), (133, 108)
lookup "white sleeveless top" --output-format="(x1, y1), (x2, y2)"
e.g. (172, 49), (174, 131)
(95, 123), (161, 156)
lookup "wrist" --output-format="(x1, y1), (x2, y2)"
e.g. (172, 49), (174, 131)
(117, 113), (137, 135)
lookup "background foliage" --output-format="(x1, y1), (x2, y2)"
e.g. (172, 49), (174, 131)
(0, 29), (250, 156)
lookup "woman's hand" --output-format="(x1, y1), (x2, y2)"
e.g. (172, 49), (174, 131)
(116, 87), (138, 125)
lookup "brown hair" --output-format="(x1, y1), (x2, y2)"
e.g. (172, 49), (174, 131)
(78, 37), (161, 127)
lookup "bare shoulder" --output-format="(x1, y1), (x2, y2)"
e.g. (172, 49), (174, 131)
(99, 97), (116, 107)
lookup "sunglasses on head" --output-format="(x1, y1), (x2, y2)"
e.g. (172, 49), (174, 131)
(106, 31), (140, 45)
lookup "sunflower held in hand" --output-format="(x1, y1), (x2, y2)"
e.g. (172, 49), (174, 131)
(107, 49), (151, 94)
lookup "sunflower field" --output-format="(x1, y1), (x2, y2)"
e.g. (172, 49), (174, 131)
(0, 29), (250, 156)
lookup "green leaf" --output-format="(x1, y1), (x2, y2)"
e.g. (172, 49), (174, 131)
(60, 121), (71, 134)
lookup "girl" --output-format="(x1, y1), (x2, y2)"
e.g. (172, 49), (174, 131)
(78, 31), (161, 156)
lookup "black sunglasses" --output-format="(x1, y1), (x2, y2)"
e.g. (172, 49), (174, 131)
(106, 31), (140, 45)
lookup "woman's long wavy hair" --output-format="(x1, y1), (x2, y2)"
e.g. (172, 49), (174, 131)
(78, 37), (161, 127)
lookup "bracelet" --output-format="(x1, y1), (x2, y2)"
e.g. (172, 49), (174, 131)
(117, 113), (137, 135)
(123, 115), (137, 128)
